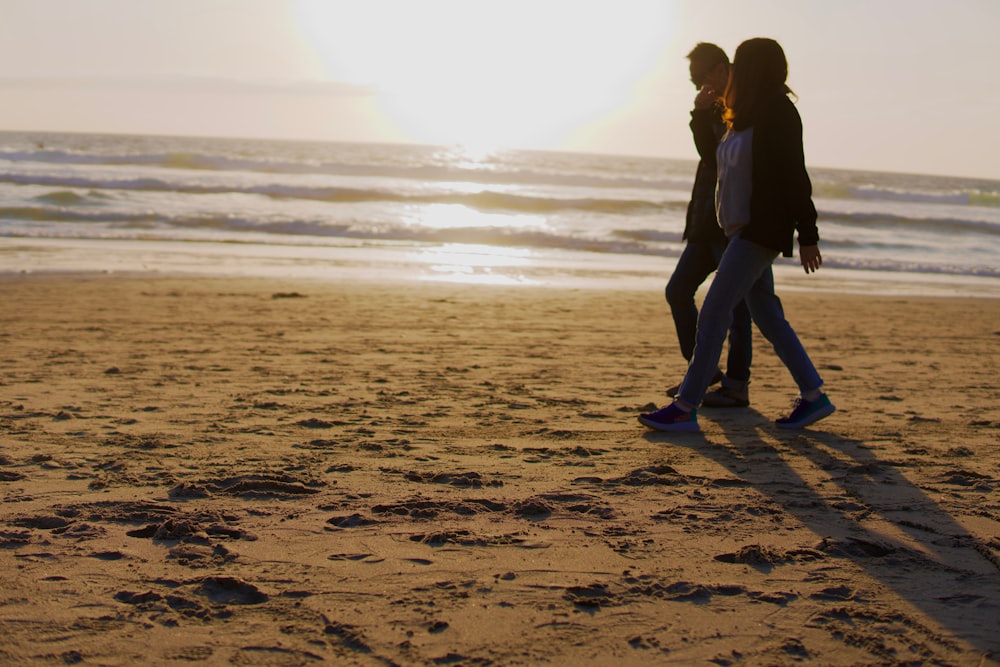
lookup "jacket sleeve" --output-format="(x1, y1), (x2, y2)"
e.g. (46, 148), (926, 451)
(689, 108), (719, 166)
(777, 101), (819, 247)
(745, 95), (820, 256)
(685, 107), (724, 241)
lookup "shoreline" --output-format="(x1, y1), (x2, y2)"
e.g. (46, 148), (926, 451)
(1, 273), (999, 665)
(3, 235), (1000, 298)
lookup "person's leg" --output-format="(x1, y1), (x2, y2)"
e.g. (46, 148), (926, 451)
(708, 240), (753, 390)
(744, 274), (836, 429)
(676, 237), (777, 408)
(665, 242), (718, 361)
(742, 266), (823, 395)
(724, 299), (753, 386)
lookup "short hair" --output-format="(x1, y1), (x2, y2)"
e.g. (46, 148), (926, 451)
(687, 42), (729, 69)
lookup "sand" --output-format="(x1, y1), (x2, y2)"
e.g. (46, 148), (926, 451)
(1, 273), (998, 666)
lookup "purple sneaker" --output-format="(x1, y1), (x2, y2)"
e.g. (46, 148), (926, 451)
(638, 403), (700, 432)
(775, 393), (835, 429)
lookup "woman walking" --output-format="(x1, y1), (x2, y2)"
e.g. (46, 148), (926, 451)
(640, 38), (835, 432)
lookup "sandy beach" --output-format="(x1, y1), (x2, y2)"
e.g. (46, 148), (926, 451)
(1, 272), (998, 666)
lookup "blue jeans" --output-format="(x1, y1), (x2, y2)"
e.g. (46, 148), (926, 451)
(666, 240), (752, 384)
(678, 235), (823, 407)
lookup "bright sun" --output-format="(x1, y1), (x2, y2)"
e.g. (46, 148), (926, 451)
(293, 0), (670, 152)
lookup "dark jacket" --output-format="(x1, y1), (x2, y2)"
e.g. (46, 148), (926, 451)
(683, 104), (727, 244)
(740, 93), (819, 257)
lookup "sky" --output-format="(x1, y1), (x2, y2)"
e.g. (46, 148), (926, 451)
(0, 0), (997, 180)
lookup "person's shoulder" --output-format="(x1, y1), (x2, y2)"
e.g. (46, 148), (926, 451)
(759, 92), (796, 115)
(757, 93), (801, 127)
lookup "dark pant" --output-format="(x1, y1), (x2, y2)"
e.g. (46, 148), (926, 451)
(665, 240), (752, 384)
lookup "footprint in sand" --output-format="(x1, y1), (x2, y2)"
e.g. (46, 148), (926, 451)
(325, 513), (380, 529)
(196, 576), (268, 604)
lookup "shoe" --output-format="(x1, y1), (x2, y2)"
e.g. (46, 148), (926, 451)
(638, 404), (700, 432)
(701, 386), (750, 408)
(775, 394), (835, 429)
(666, 370), (723, 398)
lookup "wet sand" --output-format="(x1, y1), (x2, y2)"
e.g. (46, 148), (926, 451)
(1, 273), (998, 665)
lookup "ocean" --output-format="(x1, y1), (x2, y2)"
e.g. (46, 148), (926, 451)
(1, 130), (998, 296)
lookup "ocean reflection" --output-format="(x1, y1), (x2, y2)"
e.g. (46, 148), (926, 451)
(406, 203), (546, 231)
(413, 243), (539, 285)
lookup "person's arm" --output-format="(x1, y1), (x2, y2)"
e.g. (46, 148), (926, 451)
(689, 87), (722, 161)
(773, 99), (821, 269)
(689, 108), (718, 162)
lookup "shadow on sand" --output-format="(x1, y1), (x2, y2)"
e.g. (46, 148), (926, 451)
(644, 406), (1000, 660)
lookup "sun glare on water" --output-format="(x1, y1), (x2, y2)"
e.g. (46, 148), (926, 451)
(409, 203), (544, 231)
(400, 203), (547, 284)
(293, 0), (670, 154)
(411, 243), (539, 285)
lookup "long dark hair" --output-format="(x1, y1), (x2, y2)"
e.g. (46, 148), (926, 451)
(723, 38), (793, 130)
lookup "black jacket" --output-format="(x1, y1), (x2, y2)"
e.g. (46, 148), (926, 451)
(683, 104), (727, 244)
(740, 93), (819, 257)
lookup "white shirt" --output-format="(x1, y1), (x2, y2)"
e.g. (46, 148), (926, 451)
(715, 127), (754, 237)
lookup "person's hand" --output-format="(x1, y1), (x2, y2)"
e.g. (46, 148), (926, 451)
(694, 85), (717, 110)
(800, 245), (822, 274)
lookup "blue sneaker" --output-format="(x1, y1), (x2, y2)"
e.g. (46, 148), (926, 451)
(638, 403), (700, 432)
(775, 393), (835, 429)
